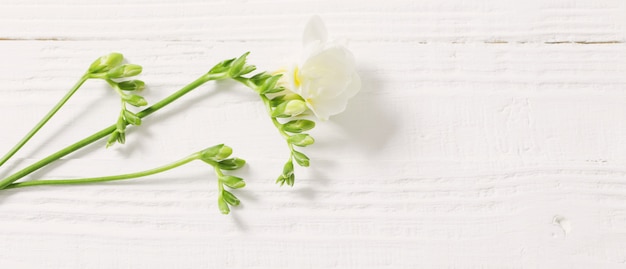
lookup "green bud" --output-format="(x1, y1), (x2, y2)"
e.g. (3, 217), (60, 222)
(117, 80), (145, 91)
(209, 58), (235, 75)
(88, 52), (123, 73)
(222, 190), (240, 206)
(221, 175), (246, 189)
(218, 158), (246, 170)
(264, 86), (285, 94)
(258, 74), (282, 94)
(217, 197), (230, 214)
(122, 94), (148, 107)
(116, 117), (127, 133)
(107, 64), (143, 78)
(288, 134), (315, 147)
(114, 117), (127, 145)
(286, 174), (295, 186)
(276, 175), (286, 186)
(123, 110), (141, 126)
(240, 65), (257, 76)
(199, 144), (233, 162)
(282, 161), (294, 177)
(270, 93), (304, 107)
(282, 119), (315, 133)
(228, 52), (250, 77)
(106, 131), (120, 148)
(250, 72), (271, 86)
(116, 131), (126, 144)
(292, 150), (310, 167)
(272, 100), (307, 118)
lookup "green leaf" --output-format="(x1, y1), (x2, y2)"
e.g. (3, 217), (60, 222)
(221, 175), (246, 189)
(282, 119), (315, 133)
(117, 80), (145, 91)
(123, 110), (141, 126)
(222, 190), (240, 206)
(218, 158), (246, 170)
(292, 150), (310, 167)
(123, 94), (148, 107)
(217, 197), (230, 214)
(288, 134), (315, 147)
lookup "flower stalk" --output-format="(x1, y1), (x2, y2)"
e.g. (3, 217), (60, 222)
(0, 74), (90, 168)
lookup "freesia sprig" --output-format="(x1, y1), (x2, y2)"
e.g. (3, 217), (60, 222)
(84, 53), (149, 147)
(0, 16), (359, 214)
(5, 144), (247, 214)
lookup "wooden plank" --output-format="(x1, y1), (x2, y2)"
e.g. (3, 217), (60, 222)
(0, 0), (623, 42)
(0, 0), (626, 268)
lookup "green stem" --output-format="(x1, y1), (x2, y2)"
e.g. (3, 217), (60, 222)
(0, 74), (89, 168)
(5, 153), (199, 189)
(0, 73), (225, 189)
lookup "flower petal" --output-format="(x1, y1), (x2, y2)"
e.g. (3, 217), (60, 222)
(303, 15), (328, 48)
(307, 73), (361, 120)
(300, 46), (356, 98)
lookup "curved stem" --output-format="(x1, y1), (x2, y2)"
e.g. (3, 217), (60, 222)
(0, 74), (89, 167)
(5, 153), (199, 189)
(0, 73), (225, 189)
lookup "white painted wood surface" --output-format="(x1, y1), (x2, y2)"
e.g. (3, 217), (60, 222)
(1, 0), (626, 268)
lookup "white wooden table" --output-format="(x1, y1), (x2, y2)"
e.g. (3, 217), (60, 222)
(1, 1), (626, 268)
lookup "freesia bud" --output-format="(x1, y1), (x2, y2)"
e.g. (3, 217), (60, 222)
(228, 52), (250, 78)
(117, 80), (145, 91)
(292, 150), (310, 167)
(272, 100), (307, 118)
(107, 64), (143, 78)
(200, 144), (233, 162)
(106, 131), (120, 148)
(258, 74), (282, 94)
(270, 93), (304, 107)
(217, 197), (230, 215)
(88, 52), (123, 73)
(288, 134), (315, 147)
(122, 94), (148, 107)
(222, 190), (240, 206)
(220, 175), (246, 189)
(123, 110), (142, 126)
(282, 119), (315, 133)
(282, 161), (294, 177)
(217, 158), (246, 170)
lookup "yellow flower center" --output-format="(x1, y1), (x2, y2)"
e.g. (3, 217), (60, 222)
(293, 66), (301, 88)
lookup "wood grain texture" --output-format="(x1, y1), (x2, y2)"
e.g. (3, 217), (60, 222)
(1, 0), (626, 268)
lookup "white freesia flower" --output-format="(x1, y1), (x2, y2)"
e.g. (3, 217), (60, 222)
(281, 16), (361, 121)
